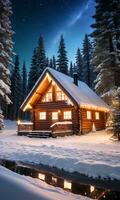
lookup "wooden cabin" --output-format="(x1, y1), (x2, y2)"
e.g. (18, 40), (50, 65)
(19, 67), (110, 137)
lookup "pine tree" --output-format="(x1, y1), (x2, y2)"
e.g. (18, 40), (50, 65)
(21, 61), (27, 119)
(46, 57), (49, 67)
(52, 56), (56, 69)
(75, 48), (83, 80)
(69, 61), (74, 77)
(27, 49), (38, 93)
(57, 35), (68, 74)
(49, 58), (53, 68)
(10, 55), (22, 120)
(22, 62), (27, 102)
(91, 0), (120, 140)
(82, 34), (94, 87)
(36, 35), (46, 76)
(0, 0), (13, 128)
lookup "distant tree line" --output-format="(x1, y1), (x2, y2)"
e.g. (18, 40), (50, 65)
(3, 33), (96, 120)
(28, 34), (96, 92)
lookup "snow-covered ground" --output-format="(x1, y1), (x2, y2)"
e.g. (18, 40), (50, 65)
(0, 120), (120, 180)
(0, 165), (90, 200)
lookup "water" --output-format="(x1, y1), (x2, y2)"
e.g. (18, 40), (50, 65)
(0, 159), (120, 200)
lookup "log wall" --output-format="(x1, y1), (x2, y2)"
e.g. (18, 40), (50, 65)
(80, 109), (106, 134)
(33, 101), (80, 135)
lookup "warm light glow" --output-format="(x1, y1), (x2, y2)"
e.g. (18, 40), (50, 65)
(38, 173), (45, 180)
(52, 112), (58, 120)
(23, 103), (32, 112)
(42, 87), (53, 102)
(52, 81), (55, 86)
(90, 185), (95, 193)
(95, 112), (100, 120)
(67, 99), (73, 105)
(80, 105), (109, 112)
(56, 86), (68, 101)
(58, 110), (61, 114)
(39, 112), (46, 120)
(52, 176), (57, 183)
(87, 111), (91, 119)
(63, 111), (72, 119)
(92, 123), (96, 132)
(17, 120), (21, 125)
(64, 180), (72, 190)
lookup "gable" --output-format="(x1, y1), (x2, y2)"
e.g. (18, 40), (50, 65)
(21, 70), (74, 111)
(21, 67), (110, 112)
(39, 81), (73, 104)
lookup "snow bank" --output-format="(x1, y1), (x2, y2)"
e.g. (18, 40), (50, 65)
(0, 166), (90, 200)
(0, 120), (120, 180)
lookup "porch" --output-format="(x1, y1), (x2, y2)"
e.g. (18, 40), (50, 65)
(17, 121), (73, 137)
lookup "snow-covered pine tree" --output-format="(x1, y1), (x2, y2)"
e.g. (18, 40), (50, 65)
(82, 34), (94, 88)
(52, 56), (56, 69)
(91, 0), (120, 140)
(69, 61), (74, 77)
(0, 0), (13, 129)
(75, 48), (83, 80)
(57, 35), (68, 75)
(27, 48), (38, 93)
(10, 55), (22, 120)
(36, 35), (46, 76)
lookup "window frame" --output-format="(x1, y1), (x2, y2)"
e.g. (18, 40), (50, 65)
(52, 112), (58, 120)
(39, 112), (46, 120)
(56, 90), (67, 101)
(86, 111), (92, 120)
(95, 112), (100, 120)
(42, 92), (53, 102)
(63, 111), (72, 120)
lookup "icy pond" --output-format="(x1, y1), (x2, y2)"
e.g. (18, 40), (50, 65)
(0, 159), (120, 200)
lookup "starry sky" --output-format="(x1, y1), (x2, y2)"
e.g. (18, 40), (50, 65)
(11, 0), (95, 71)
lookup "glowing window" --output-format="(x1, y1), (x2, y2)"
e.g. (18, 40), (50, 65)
(42, 92), (52, 102)
(56, 91), (67, 101)
(38, 173), (45, 180)
(52, 112), (58, 120)
(63, 111), (72, 119)
(95, 112), (100, 120)
(64, 180), (72, 190)
(39, 112), (46, 120)
(87, 111), (91, 119)
(42, 87), (52, 102)
(56, 86), (67, 101)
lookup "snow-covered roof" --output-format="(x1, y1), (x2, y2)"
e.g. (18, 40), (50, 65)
(21, 67), (110, 111)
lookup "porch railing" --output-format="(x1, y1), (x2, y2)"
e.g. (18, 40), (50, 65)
(17, 121), (33, 133)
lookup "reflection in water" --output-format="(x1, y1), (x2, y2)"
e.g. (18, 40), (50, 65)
(64, 180), (72, 190)
(90, 185), (95, 193)
(52, 176), (57, 183)
(38, 173), (45, 180)
(0, 159), (120, 200)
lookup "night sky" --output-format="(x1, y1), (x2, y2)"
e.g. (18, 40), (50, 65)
(11, 0), (95, 70)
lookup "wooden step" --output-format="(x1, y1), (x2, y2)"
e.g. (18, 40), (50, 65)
(27, 131), (52, 138)
(18, 130), (52, 138)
